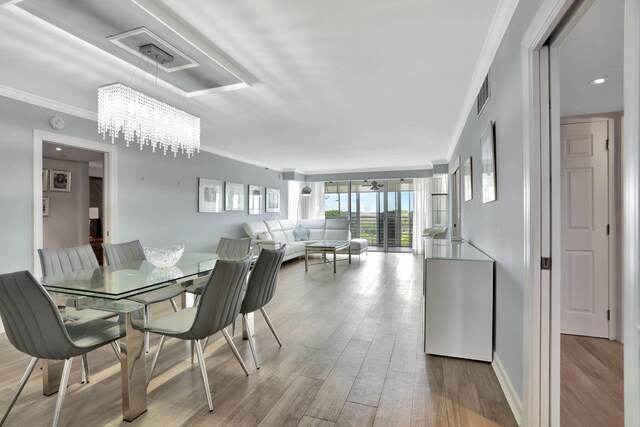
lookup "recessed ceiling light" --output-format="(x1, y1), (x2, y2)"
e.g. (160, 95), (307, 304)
(55, 147), (62, 151)
(589, 78), (607, 85)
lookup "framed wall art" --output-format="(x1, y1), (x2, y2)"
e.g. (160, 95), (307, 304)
(198, 178), (222, 213)
(225, 182), (245, 211)
(248, 185), (263, 215)
(463, 156), (473, 201)
(49, 169), (71, 192)
(265, 187), (280, 213)
(480, 122), (496, 203)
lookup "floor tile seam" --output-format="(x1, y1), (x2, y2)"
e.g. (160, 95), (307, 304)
(257, 374), (326, 427)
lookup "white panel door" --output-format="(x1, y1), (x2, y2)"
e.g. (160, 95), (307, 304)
(561, 121), (609, 337)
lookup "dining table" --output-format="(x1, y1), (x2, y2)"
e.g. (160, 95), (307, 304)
(40, 252), (220, 421)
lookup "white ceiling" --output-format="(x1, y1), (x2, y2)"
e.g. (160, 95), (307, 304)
(43, 141), (104, 163)
(0, 0), (509, 173)
(559, 0), (624, 117)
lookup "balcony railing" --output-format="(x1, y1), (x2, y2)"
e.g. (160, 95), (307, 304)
(348, 214), (413, 248)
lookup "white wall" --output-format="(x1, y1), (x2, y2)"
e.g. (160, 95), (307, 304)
(448, 0), (547, 403)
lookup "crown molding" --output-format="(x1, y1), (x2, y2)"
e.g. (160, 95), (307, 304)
(293, 164), (432, 175)
(198, 144), (283, 172)
(447, 0), (521, 160)
(0, 84), (97, 121)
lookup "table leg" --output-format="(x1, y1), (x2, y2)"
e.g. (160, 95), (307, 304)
(305, 250), (309, 272)
(333, 249), (337, 273)
(120, 311), (147, 421)
(242, 312), (255, 340)
(349, 245), (352, 264)
(181, 290), (187, 309)
(42, 359), (64, 396)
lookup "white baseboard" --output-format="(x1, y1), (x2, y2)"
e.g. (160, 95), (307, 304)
(492, 352), (523, 426)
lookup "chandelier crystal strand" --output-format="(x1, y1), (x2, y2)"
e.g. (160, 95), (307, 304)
(98, 83), (200, 158)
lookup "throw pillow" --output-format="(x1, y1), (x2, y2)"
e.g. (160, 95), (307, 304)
(293, 226), (309, 241)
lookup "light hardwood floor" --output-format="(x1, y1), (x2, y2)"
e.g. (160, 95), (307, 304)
(0, 253), (517, 426)
(561, 334), (624, 427)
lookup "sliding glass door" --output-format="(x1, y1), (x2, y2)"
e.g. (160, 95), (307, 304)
(385, 180), (414, 251)
(325, 179), (413, 252)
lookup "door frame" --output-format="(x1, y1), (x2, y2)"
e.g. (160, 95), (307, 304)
(33, 130), (118, 276)
(559, 116), (617, 340)
(522, 0), (640, 426)
(622, 2), (640, 426)
(450, 156), (461, 238)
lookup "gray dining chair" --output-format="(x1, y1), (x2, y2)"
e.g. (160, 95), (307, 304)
(239, 246), (286, 369)
(38, 244), (120, 383)
(38, 245), (115, 322)
(0, 270), (122, 427)
(185, 237), (252, 303)
(144, 256), (252, 412)
(103, 240), (185, 352)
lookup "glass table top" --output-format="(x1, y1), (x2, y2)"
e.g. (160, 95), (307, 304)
(305, 241), (350, 249)
(423, 238), (494, 262)
(41, 252), (219, 300)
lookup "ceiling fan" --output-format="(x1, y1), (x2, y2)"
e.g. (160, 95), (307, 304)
(362, 180), (384, 191)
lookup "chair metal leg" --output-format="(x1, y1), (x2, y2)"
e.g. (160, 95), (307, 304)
(193, 295), (201, 307)
(144, 304), (150, 353)
(231, 316), (236, 337)
(147, 335), (166, 387)
(169, 298), (179, 312)
(194, 340), (213, 411)
(190, 341), (195, 364)
(221, 328), (249, 376)
(110, 341), (122, 362)
(243, 314), (260, 369)
(80, 354), (90, 384)
(0, 357), (39, 425)
(260, 307), (283, 347)
(202, 336), (210, 352)
(52, 358), (73, 427)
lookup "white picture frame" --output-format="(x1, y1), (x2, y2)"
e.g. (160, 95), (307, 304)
(463, 156), (473, 201)
(225, 182), (245, 211)
(265, 187), (281, 213)
(42, 197), (50, 216)
(248, 185), (263, 215)
(42, 169), (49, 191)
(198, 178), (222, 213)
(49, 169), (71, 192)
(480, 122), (497, 203)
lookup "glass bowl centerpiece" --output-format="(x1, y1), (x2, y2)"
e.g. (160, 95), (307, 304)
(143, 244), (185, 268)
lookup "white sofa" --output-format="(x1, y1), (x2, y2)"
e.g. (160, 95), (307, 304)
(243, 219), (368, 262)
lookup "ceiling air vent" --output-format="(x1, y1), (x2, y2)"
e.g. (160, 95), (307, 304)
(476, 72), (490, 116)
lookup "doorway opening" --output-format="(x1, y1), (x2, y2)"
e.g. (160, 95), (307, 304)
(33, 130), (118, 276)
(553, 1), (624, 425)
(521, 0), (633, 425)
(42, 142), (106, 263)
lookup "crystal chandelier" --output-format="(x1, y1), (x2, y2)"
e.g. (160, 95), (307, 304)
(97, 45), (200, 158)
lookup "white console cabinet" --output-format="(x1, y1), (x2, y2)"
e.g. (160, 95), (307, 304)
(423, 238), (494, 362)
